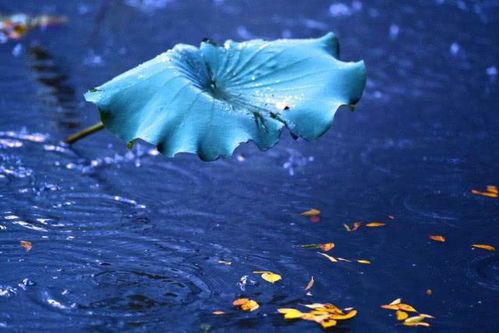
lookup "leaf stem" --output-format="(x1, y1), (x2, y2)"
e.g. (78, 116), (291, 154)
(63, 122), (105, 144)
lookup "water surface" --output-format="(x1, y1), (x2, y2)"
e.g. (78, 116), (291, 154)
(1, 0), (498, 332)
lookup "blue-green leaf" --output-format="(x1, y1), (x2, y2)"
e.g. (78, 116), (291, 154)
(84, 33), (366, 161)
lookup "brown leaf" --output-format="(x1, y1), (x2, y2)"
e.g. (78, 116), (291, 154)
(20, 240), (32, 252)
(357, 259), (371, 264)
(396, 310), (408, 321)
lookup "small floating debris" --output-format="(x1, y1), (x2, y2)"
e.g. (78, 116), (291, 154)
(0, 14), (67, 42)
(471, 185), (498, 198)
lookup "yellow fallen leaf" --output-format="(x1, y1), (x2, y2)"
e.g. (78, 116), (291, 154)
(20, 240), (32, 252)
(403, 321), (430, 327)
(404, 315), (427, 324)
(318, 252), (338, 262)
(305, 303), (344, 314)
(233, 298), (259, 311)
(471, 186), (498, 198)
(277, 308), (304, 319)
(487, 185), (498, 194)
(330, 309), (357, 320)
(253, 271), (282, 283)
(418, 314), (435, 319)
(305, 276), (314, 291)
(320, 319), (337, 328)
(218, 260), (232, 265)
(357, 259), (371, 264)
(381, 298), (417, 312)
(233, 298), (249, 306)
(365, 222), (386, 227)
(396, 310), (408, 321)
(472, 244), (496, 251)
(212, 311), (225, 315)
(397, 304), (418, 312)
(320, 243), (335, 251)
(381, 304), (399, 310)
(390, 298), (402, 305)
(241, 300), (259, 311)
(429, 235), (446, 242)
(301, 208), (320, 216)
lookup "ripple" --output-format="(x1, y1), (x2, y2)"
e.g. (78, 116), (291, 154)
(467, 255), (499, 290)
(359, 139), (470, 180)
(390, 188), (499, 225)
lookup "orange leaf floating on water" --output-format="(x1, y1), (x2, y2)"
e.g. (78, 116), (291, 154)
(233, 298), (259, 311)
(320, 243), (335, 251)
(318, 252), (338, 262)
(301, 208), (320, 216)
(253, 271), (282, 283)
(20, 240), (32, 252)
(429, 235), (446, 242)
(365, 222), (386, 227)
(305, 276), (314, 291)
(471, 185), (498, 198)
(218, 260), (232, 265)
(396, 310), (409, 321)
(487, 185), (498, 194)
(357, 259), (371, 264)
(472, 244), (496, 251)
(212, 311), (225, 315)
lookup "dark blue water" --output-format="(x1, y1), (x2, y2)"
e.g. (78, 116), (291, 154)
(1, 0), (499, 332)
